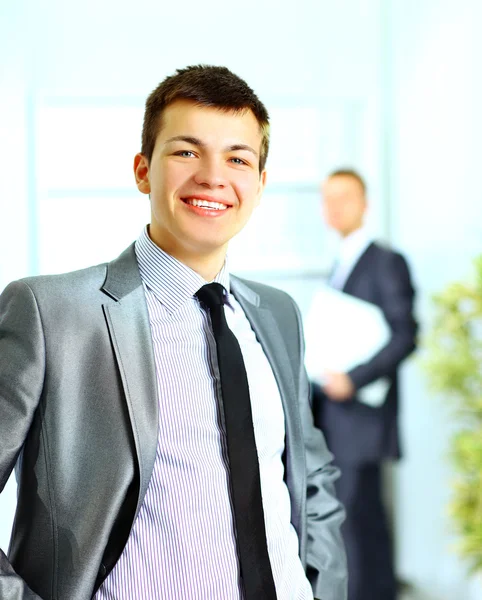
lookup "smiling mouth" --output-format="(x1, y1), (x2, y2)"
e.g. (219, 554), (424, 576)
(182, 198), (229, 211)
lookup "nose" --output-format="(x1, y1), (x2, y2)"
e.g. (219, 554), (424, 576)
(193, 158), (227, 189)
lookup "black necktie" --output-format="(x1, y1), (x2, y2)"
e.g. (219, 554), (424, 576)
(195, 282), (277, 600)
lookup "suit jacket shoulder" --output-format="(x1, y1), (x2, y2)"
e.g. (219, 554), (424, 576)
(231, 275), (298, 312)
(15, 244), (141, 307)
(230, 275), (303, 358)
(369, 241), (408, 267)
(343, 241), (412, 298)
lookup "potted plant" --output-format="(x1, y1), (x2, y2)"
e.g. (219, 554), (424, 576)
(424, 255), (482, 573)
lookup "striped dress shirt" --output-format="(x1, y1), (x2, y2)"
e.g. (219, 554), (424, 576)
(96, 227), (313, 600)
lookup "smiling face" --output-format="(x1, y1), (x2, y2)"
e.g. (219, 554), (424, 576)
(134, 99), (266, 276)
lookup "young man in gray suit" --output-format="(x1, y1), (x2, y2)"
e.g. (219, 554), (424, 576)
(0, 66), (347, 600)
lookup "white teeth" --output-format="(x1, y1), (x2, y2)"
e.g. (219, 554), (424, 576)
(186, 198), (228, 210)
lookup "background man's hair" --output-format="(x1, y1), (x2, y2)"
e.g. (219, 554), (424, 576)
(328, 168), (367, 195)
(141, 65), (270, 172)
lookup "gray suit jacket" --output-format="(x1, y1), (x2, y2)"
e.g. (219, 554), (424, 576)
(0, 244), (347, 600)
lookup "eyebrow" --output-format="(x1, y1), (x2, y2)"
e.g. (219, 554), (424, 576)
(227, 143), (259, 158)
(164, 136), (258, 157)
(165, 135), (203, 146)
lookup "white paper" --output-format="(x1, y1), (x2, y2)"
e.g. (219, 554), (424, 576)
(304, 284), (391, 407)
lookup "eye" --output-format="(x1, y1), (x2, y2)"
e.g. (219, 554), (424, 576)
(174, 150), (196, 158)
(230, 157), (248, 165)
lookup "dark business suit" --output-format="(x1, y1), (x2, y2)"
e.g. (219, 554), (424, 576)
(312, 241), (417, 600)
(0, 243), (347, 600)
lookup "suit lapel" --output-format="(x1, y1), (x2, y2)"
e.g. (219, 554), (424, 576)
(342, 242), (376, 295)
(102, 244), (159, 519)
(230, 277), (304, 516)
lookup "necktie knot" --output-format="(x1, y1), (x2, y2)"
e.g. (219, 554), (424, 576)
(196, 282), (226, 309)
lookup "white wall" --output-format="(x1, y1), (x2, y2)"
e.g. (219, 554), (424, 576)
(0, 3), (30, 287)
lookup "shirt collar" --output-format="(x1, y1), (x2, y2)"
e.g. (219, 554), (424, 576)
(135, 226), (231, 314)
(338, 226), (372, 266)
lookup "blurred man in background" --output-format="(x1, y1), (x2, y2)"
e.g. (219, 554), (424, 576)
(311, 168), (417, 600)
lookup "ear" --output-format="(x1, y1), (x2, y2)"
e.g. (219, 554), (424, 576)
(134, 153), (151, 194)
(255, 169), (267, 207)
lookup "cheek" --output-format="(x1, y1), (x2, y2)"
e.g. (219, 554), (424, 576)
(151, 162), (191, 195)
(344, 205), (359, 223)
(236, 177), (262, 211)
(324, 205), (340, 223)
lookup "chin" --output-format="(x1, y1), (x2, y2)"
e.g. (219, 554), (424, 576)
(191, 237), (230, 255)
(329, 222), (344, 234)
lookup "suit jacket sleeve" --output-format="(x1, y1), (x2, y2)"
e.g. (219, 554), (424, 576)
(294, 301), (348, 600)
(348, 251), (417, 390)
(0, 282), (44, 599)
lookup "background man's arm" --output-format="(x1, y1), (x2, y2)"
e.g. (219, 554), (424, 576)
(348, 251), (417, 390)
(0, 282), (45, 599)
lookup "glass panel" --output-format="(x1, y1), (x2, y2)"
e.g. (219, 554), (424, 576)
(37, 195), (149, 274)
(229, 190), (333, 273)
(266, 105), (353, 184)
(36, 105), (144, 191)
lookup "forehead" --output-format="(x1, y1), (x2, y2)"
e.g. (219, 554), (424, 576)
(323, 175), (364, 198)
(156, 100), (262, 145)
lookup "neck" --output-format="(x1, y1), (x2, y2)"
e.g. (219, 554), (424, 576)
(147, 227), (227, 281)
(340, 224), (364, 239)
(182, 251), (227, 282)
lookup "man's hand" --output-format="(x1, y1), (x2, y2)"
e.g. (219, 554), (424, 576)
(322, 371), (355, 402)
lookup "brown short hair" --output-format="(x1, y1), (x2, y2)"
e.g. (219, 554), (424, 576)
(141, 65), (270, 172)
(328, 168), (367, 195)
